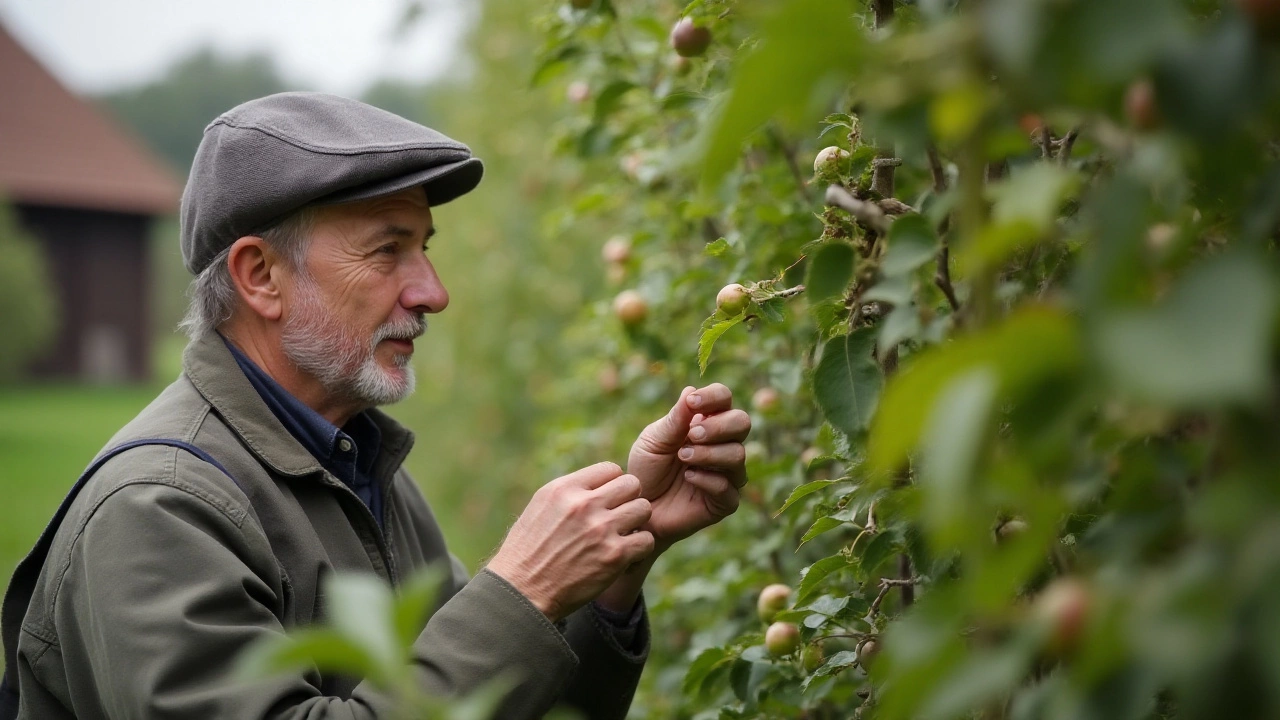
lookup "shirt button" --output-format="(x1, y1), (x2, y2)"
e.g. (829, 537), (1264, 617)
(338, 438), (353, 453)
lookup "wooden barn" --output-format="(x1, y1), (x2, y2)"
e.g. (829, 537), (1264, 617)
(0, 24), (180, 383)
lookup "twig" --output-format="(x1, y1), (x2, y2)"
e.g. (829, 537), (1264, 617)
(1037, 125), (1052, 159)
(812, 633), (870, 644)
(898, 555), (915, 606)
(872, 0), (894, 28)
(825, 185), (890, 235)
(877, 198), (915, 216)
(767, 125), (815, 205)
(773, 284), (806, 300)
(935, 244), (960, 311)
(1057, 126), (1080, 166)
(867, 575), (919, 617)
(926, 145), (948, 193)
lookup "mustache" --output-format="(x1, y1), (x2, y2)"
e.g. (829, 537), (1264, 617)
(373, 314), (427, 344)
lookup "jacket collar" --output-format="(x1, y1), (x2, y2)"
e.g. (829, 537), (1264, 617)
(182, 331), (415, 479)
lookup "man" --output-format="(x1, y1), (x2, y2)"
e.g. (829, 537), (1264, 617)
(0, 92), (751, 719)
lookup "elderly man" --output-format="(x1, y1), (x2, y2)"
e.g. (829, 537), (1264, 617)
(0, 93), (751, 719)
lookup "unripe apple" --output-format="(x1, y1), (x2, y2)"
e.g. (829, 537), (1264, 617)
(812, 145), (851, 181)
(716, 283), (750, 315)
(613, 290), (648, 325)
(757, 583), (792, 623)
(1034, 577), (1092, 654)
(752, 386), (782, 415)
(802, 643), (826, 672)
(566, 80), (590, 104)
(1124, 79), (1160, 131)
(765, 621), (801, 657)
(995, 518), (1028, 543)
(857, 637), (880, 668)
(670, 18), (712, 57)
(601, 235), (631, 264)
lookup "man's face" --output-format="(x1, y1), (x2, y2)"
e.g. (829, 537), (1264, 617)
(279, 186), (447, 409)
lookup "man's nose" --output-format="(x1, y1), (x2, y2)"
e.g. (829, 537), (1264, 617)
(401, 254), (449, 314)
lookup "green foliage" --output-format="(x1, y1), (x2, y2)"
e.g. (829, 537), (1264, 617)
(236, 566), (518, 720)
(516, 0), (1280, 718)
(0, 202), (58, 380)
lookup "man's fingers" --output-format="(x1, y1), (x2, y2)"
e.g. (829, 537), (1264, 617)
(677, 442), (746, 471)
(619, 529), (657, 565)
(686, 383), (733, 415)
(687, 408), (752, 444)
(682, 470), (741, 516)
(562, 461), (624, 490)
(594, 473), (642, 509)
(610, 497), (653, 532)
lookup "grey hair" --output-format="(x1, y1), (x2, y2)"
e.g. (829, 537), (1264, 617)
(178, 208), (317, 339)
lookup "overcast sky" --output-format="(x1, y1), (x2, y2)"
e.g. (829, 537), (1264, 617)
(0, 0), (471, 96)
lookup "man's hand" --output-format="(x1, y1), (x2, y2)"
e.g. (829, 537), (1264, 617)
(486, 463), (655, 623)
(628, 383), (752, 552)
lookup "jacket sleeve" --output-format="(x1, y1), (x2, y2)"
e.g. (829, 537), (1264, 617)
(445, 555), (650, 720)
(44, 480), (583, 720)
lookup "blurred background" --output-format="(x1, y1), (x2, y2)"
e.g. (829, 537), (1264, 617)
(0, 0), (595, 581)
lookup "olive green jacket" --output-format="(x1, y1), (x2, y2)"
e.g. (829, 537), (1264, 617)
(11, 332), (647, 719)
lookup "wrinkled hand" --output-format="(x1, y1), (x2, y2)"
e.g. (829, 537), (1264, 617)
(628, 384), (752, 552)
(486, 462), (654, 622)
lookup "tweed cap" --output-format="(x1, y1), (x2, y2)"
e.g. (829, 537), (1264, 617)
(180, 91), (484, 274)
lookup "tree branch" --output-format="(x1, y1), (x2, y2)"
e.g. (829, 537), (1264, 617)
(936, 244), (961, 311)
(1037, 125), (1052, 159)
(826, 185), (890, 235)
(872, 0), (894, 28)
(1057, 126), (1080, 166)
(927, 145), (948, 193)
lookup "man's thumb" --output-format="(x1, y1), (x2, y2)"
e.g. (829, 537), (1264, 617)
(661, 386), (698, 438)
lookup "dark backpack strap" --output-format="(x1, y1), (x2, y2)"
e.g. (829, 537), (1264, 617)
(1, 439), (240, 720)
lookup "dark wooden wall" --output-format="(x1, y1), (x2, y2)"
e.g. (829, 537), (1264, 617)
(17, 204), (153, 382)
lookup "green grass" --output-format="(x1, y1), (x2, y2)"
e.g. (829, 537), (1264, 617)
(0, 383), (166, 588)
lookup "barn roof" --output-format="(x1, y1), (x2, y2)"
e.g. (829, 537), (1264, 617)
(0, 24), (181, 216)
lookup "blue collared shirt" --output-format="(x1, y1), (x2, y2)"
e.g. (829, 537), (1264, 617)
(222, 335), (385, 531)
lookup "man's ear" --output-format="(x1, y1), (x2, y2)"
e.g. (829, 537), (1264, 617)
(226, 236), (286, 322)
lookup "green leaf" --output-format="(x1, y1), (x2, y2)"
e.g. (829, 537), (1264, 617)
(592, 80), (638, 123)
(798, 555), (853, 604)
(1094, 252), (1277, 407)
(857, 530), (899, 577)
(961, 164), (1080, 274)
(919, 369), (999, 549)
(682, 647), (734, 697)
(700, 0), (863, 185)
(236, 629), (384, 687)
(812, 328), (883, 437)
(882, 215), (938, 277)
(802, 650), (859, 689)
(392, 564), (446, 651)
(324, 573), (399, 674)
(697, 314), (746, 374)
(775, 479), (841, 516)
(799, 516), (845, 547)
(806, 243), (855, 301)
(704, 237), (730, 257)
(869, 307), (1080, 474)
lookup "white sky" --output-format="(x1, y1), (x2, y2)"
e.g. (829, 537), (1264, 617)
(0, 0), (471, 96)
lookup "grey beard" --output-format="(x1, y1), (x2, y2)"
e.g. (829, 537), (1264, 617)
(280, 276), (426, 408)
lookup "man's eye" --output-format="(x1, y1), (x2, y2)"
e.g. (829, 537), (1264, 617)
(378, 244), (398, 255)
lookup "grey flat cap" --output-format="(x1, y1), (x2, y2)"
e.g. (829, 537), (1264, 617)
(180, 91), (484, 274)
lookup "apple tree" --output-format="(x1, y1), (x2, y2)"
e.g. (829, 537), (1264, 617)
(526, 0), (1280, 718)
